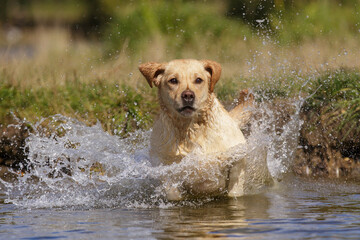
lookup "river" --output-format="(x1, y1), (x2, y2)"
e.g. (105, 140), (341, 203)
(1, 176), (359, 239)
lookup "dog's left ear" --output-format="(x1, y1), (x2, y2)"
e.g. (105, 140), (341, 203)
(139, 62), (165, 88)
(201, 60), (222, 92)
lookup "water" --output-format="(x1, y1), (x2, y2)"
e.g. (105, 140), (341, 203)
(1, 177), (359, 239)
(1, 100), (360, 239)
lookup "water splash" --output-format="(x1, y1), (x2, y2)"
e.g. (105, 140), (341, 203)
(1, 95), (304, 209)
(253, 98), (304, 178)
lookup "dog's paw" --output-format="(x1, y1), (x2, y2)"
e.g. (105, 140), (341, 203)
(229, 89), (255, 129)
(237, 89), (254, 106)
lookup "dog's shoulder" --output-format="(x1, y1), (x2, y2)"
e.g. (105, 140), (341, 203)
(201, 97), (246, 149)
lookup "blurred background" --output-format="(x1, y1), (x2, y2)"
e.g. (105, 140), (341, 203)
(1, 0), (359, 71)
(0, 0), (359, 133)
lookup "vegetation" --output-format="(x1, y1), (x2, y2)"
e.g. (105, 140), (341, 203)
(0, 78), (158, 136)
(304, 69), (360, 137)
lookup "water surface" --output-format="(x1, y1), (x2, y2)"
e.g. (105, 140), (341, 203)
(1, 176), (359, 239)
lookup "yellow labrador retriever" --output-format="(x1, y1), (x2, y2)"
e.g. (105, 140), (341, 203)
(139, 59), (263, 200)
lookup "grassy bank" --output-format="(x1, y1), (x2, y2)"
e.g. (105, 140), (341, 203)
(0, 79), (158, 136)
(2, 65), (359, 134)
(295, 69), (360, 178)
(2, 65), (360, 177)
(1, 29), (359, 136)
(0, 0), (359, 178)
(304, 69), (360, 137)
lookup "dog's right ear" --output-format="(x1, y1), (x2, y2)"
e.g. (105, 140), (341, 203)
(139, 62), (165, 88)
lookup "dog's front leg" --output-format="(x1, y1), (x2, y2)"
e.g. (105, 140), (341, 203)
(227, 158), (246, 197)
(227, 146), (273, 197)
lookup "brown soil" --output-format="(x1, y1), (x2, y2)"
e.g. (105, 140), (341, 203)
(0, 121), (30, 170)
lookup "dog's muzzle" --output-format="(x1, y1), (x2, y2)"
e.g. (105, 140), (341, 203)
(181, 90), (195, 105)
(179, 90), (195, 116)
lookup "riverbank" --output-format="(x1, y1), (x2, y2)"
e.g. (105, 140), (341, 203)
(294, 70), (360, 178)
(1, 69), (359, 179)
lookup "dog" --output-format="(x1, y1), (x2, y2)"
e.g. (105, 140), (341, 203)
(139, 59), (267, 200)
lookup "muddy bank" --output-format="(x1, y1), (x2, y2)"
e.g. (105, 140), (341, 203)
(0, 122), (30, 181)
(1, 104), (359, 180)
(294, 107), (360, 179)
(0, 123), (29, 169)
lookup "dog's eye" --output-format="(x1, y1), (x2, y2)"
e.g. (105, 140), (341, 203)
(195, 78), (203, 84)
(168, 78), (178, 84)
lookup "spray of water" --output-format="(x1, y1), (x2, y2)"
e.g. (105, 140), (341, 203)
(1, 92), (304, 209)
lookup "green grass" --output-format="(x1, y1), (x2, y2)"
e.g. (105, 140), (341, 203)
(2, 68), (359, 139)
(0, 79), (158, 136)
(304, 69), (360, 137)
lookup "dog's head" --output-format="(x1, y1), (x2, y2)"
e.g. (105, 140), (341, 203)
(139, 59), (221, 118)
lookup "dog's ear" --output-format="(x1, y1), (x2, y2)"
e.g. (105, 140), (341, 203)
(139, 62), (165, 88)
(201, 60), (222, 92)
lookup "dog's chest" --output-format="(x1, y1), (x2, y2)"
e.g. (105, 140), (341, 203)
(150, 123), (204, 164)
(150, 115), (245, 165)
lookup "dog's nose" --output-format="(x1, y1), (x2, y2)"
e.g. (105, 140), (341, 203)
(181, 90), (195, 104)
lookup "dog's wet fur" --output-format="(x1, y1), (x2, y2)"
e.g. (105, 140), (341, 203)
(139, 59), (259, 200)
